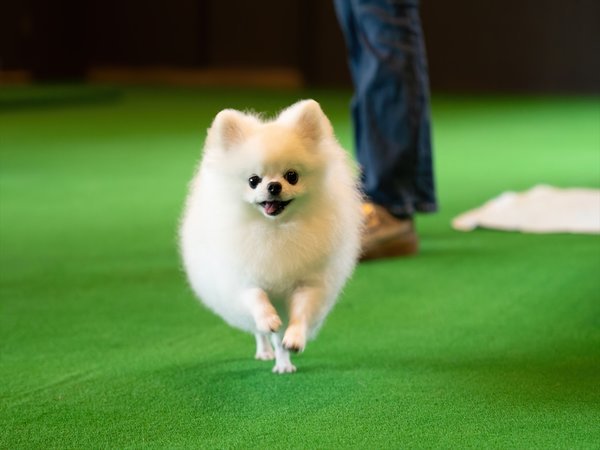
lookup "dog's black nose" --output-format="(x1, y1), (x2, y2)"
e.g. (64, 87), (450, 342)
(267, 182), (282, 196)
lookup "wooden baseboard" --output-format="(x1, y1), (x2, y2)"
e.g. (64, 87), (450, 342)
(87, 66), (304, 89)
(0, 70), (33, 85)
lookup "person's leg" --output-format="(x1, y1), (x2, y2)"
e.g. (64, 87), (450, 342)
(334, 0), (436, 218)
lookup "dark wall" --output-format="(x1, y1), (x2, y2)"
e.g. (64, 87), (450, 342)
(421, 0), (600, 93)
(1, 0), (599, 92)
(89, 0), (204, 67)
(1, 0), (91, 80)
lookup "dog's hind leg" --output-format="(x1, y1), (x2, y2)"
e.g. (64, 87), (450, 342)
(271, 333), (296, 374)
(254, 333), (275, 360)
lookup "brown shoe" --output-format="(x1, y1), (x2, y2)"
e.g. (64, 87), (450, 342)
(360, 203), (418, 261)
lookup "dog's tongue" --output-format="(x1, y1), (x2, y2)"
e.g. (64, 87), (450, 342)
(264, 202), (278, 215)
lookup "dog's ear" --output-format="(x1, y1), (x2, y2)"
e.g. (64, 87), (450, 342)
(277, 99), (333, 144)
(206, 109), (259, 151)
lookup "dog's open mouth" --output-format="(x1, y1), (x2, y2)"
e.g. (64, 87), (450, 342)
(260, 199), (293, 216)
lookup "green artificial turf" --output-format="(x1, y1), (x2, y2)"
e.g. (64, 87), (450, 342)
(1, 85), (599, 448)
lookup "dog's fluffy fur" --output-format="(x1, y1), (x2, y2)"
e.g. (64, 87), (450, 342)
(179, 100), (362, 373)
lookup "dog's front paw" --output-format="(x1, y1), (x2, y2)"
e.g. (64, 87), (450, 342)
(272, 360), (297, 374)
(282, 325), (306, 353)
(255, 308), (282, 334)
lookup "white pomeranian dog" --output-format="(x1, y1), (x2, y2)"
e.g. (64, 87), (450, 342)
(179, 100), (362, 374)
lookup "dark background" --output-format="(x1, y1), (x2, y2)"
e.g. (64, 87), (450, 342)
(1, 0), (599, 92)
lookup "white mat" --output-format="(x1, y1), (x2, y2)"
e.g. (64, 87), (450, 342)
(452, 185), (600, 234)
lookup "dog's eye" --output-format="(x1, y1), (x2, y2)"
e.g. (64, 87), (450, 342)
(248, 175), (262, 189)
(284, 170), (299, 185)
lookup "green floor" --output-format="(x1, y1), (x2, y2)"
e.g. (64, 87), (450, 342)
(1, 86), (599, 448)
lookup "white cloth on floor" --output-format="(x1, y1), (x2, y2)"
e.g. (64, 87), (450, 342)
(452, 185), (600, 234)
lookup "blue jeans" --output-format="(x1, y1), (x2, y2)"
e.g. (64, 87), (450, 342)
(334, 0), (437, 217)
